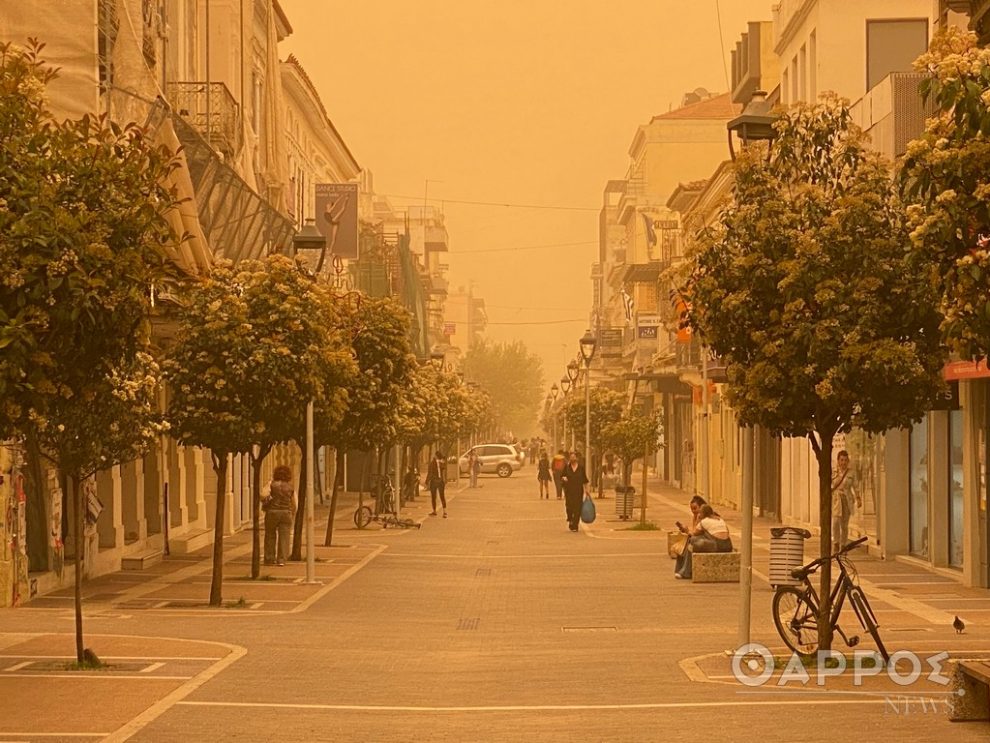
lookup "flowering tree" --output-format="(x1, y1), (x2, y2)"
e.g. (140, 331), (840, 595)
(564, 387), (625, 482)
(901, 27), (990, 359)
(311, 296), (413, 549)
(0, 42), (180, 660)
(600, 411), (663, 489)
(687, 97), (944, 650)
(165, 265), (256, 605)
(234, 256), (355, 575)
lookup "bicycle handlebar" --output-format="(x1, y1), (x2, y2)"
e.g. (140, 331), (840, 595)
(790, 536), (868, 580)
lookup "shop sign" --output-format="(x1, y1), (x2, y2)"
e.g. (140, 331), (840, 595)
(931, 380), (960, 411)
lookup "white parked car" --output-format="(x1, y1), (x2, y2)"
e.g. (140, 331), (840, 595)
(455, 444), (523, 478)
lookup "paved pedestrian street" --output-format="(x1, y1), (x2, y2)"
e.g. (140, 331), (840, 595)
(2, 475), (988, 742)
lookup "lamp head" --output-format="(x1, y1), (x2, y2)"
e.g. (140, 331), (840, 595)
(579, 329), (597, 365)
(727, 90), (777, 161)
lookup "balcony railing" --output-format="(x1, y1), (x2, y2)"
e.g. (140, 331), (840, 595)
(849, 72), (934, 159)
(167, 81), (242, 160)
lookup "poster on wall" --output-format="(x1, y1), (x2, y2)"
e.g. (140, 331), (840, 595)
(314, 183), (359, 261)
(49, 470), (63, 579)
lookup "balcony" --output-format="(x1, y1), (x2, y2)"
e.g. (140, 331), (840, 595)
(731, 21), (777, 104)
(850, 72), (935, 159)
(167, 81), (242, 161)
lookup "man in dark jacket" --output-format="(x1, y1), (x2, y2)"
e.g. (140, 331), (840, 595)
(560, 452), (589, 531)
(426, 451), (448, 518)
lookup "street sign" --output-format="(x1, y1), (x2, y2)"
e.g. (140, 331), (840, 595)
(600, 327), (623, 358)
(637, 326), (658, 339)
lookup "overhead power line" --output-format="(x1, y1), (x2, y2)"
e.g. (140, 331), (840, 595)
(381, 192), (599, 212)
(451, 240), (598, 254)
(484, 318), (588, 326)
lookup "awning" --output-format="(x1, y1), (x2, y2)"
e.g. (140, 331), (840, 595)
(943, 360), (990, 381)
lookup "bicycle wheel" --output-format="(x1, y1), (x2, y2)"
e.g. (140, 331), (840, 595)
(353, 505), (372, 529)
(773, 586), (819, 657)
(848, 586), (889, 662)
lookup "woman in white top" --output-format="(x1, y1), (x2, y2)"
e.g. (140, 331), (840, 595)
(675, 504), (733, 579)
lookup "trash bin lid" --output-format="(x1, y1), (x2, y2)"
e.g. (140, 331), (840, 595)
(770, 527), (811, 539)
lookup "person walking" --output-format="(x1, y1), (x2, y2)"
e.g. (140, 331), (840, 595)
(263, 465), (296, 566)
(537, 451), (552, 499)
(426, 451), (448, 518)
(560, 452), (589, 532)
(831, 450), (860, 553)
(551, 449), (567, 500)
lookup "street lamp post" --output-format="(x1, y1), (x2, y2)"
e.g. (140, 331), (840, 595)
(566, 361), (579, 452)
(579, 329), (597, 476)
(560, 376), (571, 452)
(550, 384), (559, 451)
(727, 90), (777, 649)
(291, 224), (328, 585)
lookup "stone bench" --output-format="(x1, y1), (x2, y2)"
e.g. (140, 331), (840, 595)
(692, 552), (741, 583)
(121, 549), (163, 571)
(949, 659), (990, 722)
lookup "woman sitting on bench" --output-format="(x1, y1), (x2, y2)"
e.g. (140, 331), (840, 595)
(675, 505), (733, 580)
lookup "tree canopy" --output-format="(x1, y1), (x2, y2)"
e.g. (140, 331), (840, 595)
(686, 96), (945, 649)
(461, 339), (543, 436)
(901, 27), (990, 359)
(0, 41), (180, 660)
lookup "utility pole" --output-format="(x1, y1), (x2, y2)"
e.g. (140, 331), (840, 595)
(739, 425), (754, 647)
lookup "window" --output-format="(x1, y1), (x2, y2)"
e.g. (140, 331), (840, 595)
(949, 409), (964, 568)
(809, 31), (817, 101)
(866, 19), (928, 90)
(799, 44), (807, 102)
(791, 57), (799, 102)
(782, 68), (790, 104)
(909, 415), (929, 558)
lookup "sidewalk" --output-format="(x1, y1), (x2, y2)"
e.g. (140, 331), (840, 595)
(587, 475), (989, 641)
(20, 486), (449, 617)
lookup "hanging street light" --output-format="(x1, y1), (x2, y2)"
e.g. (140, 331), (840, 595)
(725, 90), (778, 650)
(579, 329), (598, 474)
(726, 90), (778, 161)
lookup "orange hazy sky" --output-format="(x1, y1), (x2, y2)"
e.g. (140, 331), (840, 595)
(280, 0), (771, 389)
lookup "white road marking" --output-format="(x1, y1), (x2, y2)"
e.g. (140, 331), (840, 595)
(176, 698), (888, 712)
(380, 552), (668, 559)
(290, 544), (388, 614)
(3, 661), (32, 672)
(0, 734), (108, 738)
(3, 674), (191, 680)
(140, 662), (166, 673)
(102, 641), (247, 743)
(0, 655), (225, 661)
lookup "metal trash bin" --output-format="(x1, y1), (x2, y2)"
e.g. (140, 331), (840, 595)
(615, 486), (635, 520)
(769, 527), (812, 587)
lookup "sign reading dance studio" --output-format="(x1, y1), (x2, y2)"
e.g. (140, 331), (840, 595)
(314, 183), (359, 260)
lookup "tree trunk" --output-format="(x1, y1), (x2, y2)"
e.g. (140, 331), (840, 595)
(250, 447), (268, 579)
(812, 429), (835, 652)
(640, 446), (649, 526)
(209, 454), (228, 607)
(70, 474), (85, 663)
(324, 448), (341, 546)
(291, 443), (308, 561)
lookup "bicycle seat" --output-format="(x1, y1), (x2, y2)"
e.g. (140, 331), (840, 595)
(790, 567), (809, 580)
(771, 527), (812, 539)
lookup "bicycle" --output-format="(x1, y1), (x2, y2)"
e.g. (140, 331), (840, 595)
(772, 535), (890, 663)
(353, 474), (421, 530)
